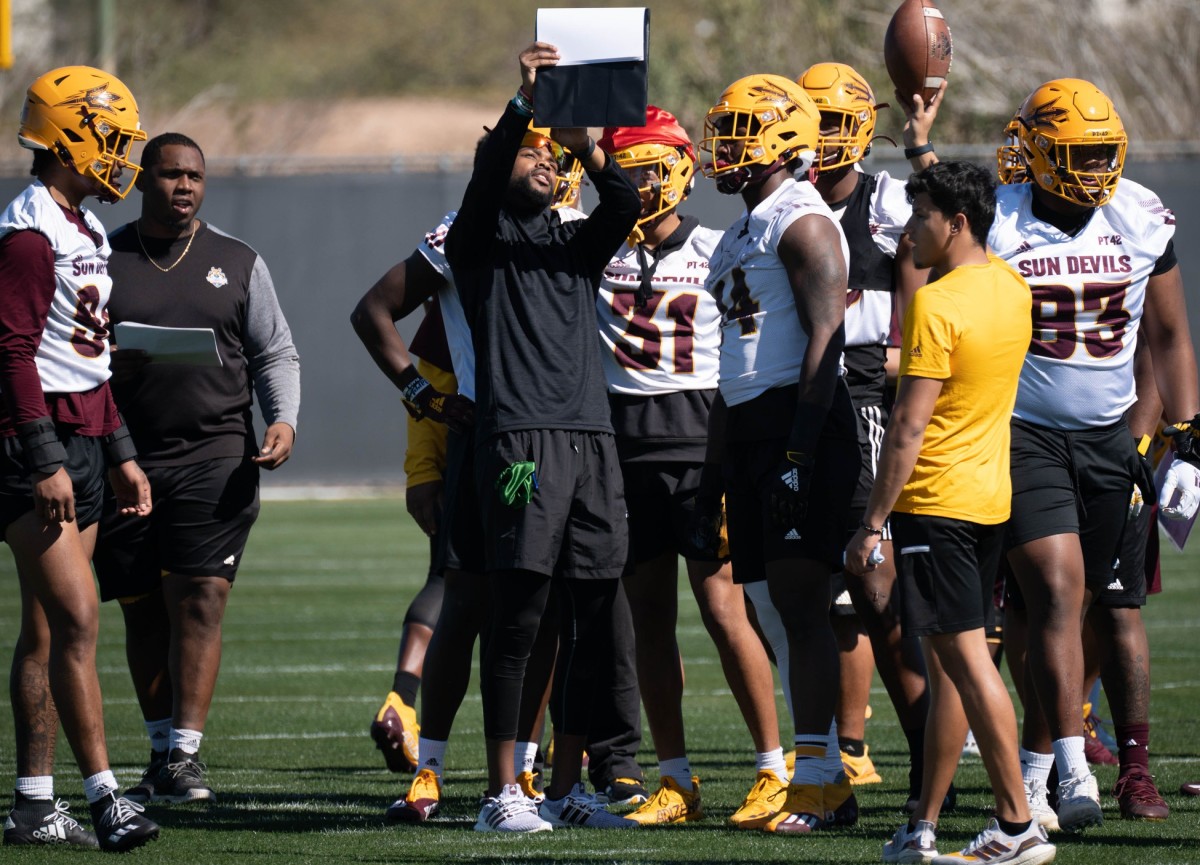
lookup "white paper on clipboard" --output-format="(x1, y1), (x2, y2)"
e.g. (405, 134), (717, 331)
(113, 321), (223, 367)
(535, 7), (646, 66)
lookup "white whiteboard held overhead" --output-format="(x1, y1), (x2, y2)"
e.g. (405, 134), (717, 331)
(535, 7), (647, 66)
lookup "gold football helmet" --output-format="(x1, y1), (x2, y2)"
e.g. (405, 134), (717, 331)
(19, 65), (146, 202)
(599, 106), (695, 244)
(797, 62), (879, 173)
(996, 114), (1028, 185)
(1017, 78), (1126, 207)
(701, 74), (820, 194)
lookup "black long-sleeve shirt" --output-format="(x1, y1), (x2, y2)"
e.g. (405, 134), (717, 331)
(445, 102), (641, 443)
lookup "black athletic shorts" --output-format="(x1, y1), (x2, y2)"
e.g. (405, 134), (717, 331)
(0, 429), (105, 538)
(621, 459), (724, 565)
(94, 457), (259, 601)
(832, 402), (892, 616)
(848, 403), (892, 540)
(433, 427), (485, 575)
(723, 381), (861, 583)
(1097, 492), (1151, 608)
(892, 511), (1005, 638)
(476, 429), (628, 579)
(1007, 417), (1139, 593)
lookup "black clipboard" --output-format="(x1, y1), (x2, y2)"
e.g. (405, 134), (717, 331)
(533, 8), (649, 128)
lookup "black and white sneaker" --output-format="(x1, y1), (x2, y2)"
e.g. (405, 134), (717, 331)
(474, 784), (553, 833)
(4, 796), (98, 847)
(89, 792), (160, 852)
(539, 785), (637, 829)
(159, 754), (216, 803)
(124, 753), (168, 804)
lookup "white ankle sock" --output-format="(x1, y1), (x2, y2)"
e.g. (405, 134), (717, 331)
(1052, 736), (1089, 782)
(1020, 747), (1054, 787)
(15, 776), (53, 800)
(417, 738), (448, 780)
(83, 771), (118, 804)
(170, 728), (203, 756)
(658, 757), (693, 790)
(756, 747), (788, 785)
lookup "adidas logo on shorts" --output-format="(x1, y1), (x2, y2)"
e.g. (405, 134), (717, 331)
(780, 468), (800, 491)
(784, 528), (802, 541)
(1106, 577), (1124, 592)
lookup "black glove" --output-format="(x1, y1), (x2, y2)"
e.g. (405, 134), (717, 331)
(1164, 413), (1200, 467)
(687, 462), (726, 558)
(768, 452), (814, 530)
(401, 375), (475, 433)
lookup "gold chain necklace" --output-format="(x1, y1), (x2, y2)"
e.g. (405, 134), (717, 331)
(136, 219), (197, 273)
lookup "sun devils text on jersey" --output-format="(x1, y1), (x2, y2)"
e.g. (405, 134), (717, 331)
(988, 178), (1175, 429)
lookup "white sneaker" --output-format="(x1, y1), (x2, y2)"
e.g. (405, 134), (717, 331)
(1056, 772), (1103, 832)
(1024, 778), (1060, 832)
(883, 819), (938, 863)
(932, 818), (1055, 865)
(539, 784), (637, 829)
(474, 784), (553, 833)
(961, 730), (980, 758)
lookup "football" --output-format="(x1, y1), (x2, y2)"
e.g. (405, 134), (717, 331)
(884, 0), (953, 109)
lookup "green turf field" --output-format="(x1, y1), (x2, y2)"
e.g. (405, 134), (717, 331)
(1, 497), (1198, 862)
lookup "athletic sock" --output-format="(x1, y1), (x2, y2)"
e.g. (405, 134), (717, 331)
(145, 717), (172, 756)
(514, 741), (539, 776)
(792, 734), (827, 787)
(658, 757), (693, 791)
(170, 727), (203, 757)
(756, 747), (789, 786)
(1114, 723), (1151, 773)
(997, 817), (1032, 837)
(417, 737), (448, 781)
(1051, 736), (1088, 782)
(1019, 747), (1054, 788)
(839, 737), (865, 758)
(392, 672), (420, 708)
(82, 771), (119, 804)
(14, 776), (53, 801)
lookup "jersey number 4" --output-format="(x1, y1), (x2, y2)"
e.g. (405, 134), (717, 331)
(1029, 280), (1131, 361)
(611, 290), (698, 374)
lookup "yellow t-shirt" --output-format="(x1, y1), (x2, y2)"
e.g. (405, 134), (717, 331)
(894, 254), (1032, 524)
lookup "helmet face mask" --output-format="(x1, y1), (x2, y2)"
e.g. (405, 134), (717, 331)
(797, 63), (878, 174)
(553, 155), (584, 210)
(613, 142), (693, 237)
(996, 116), (1027, 184)
(19, 66), (146, 203)
(700, 74), (820, 195)
(1017, 78), (1127, 207)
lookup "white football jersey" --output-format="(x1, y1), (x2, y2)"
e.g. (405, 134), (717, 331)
(706, 178), (850, 407)
(596, 221), (722, 395)
(420, 207), (586, 401)
(842, 168), (908, 349)
(0, 182), (113, 393)
(989, 180), (1175, 429)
